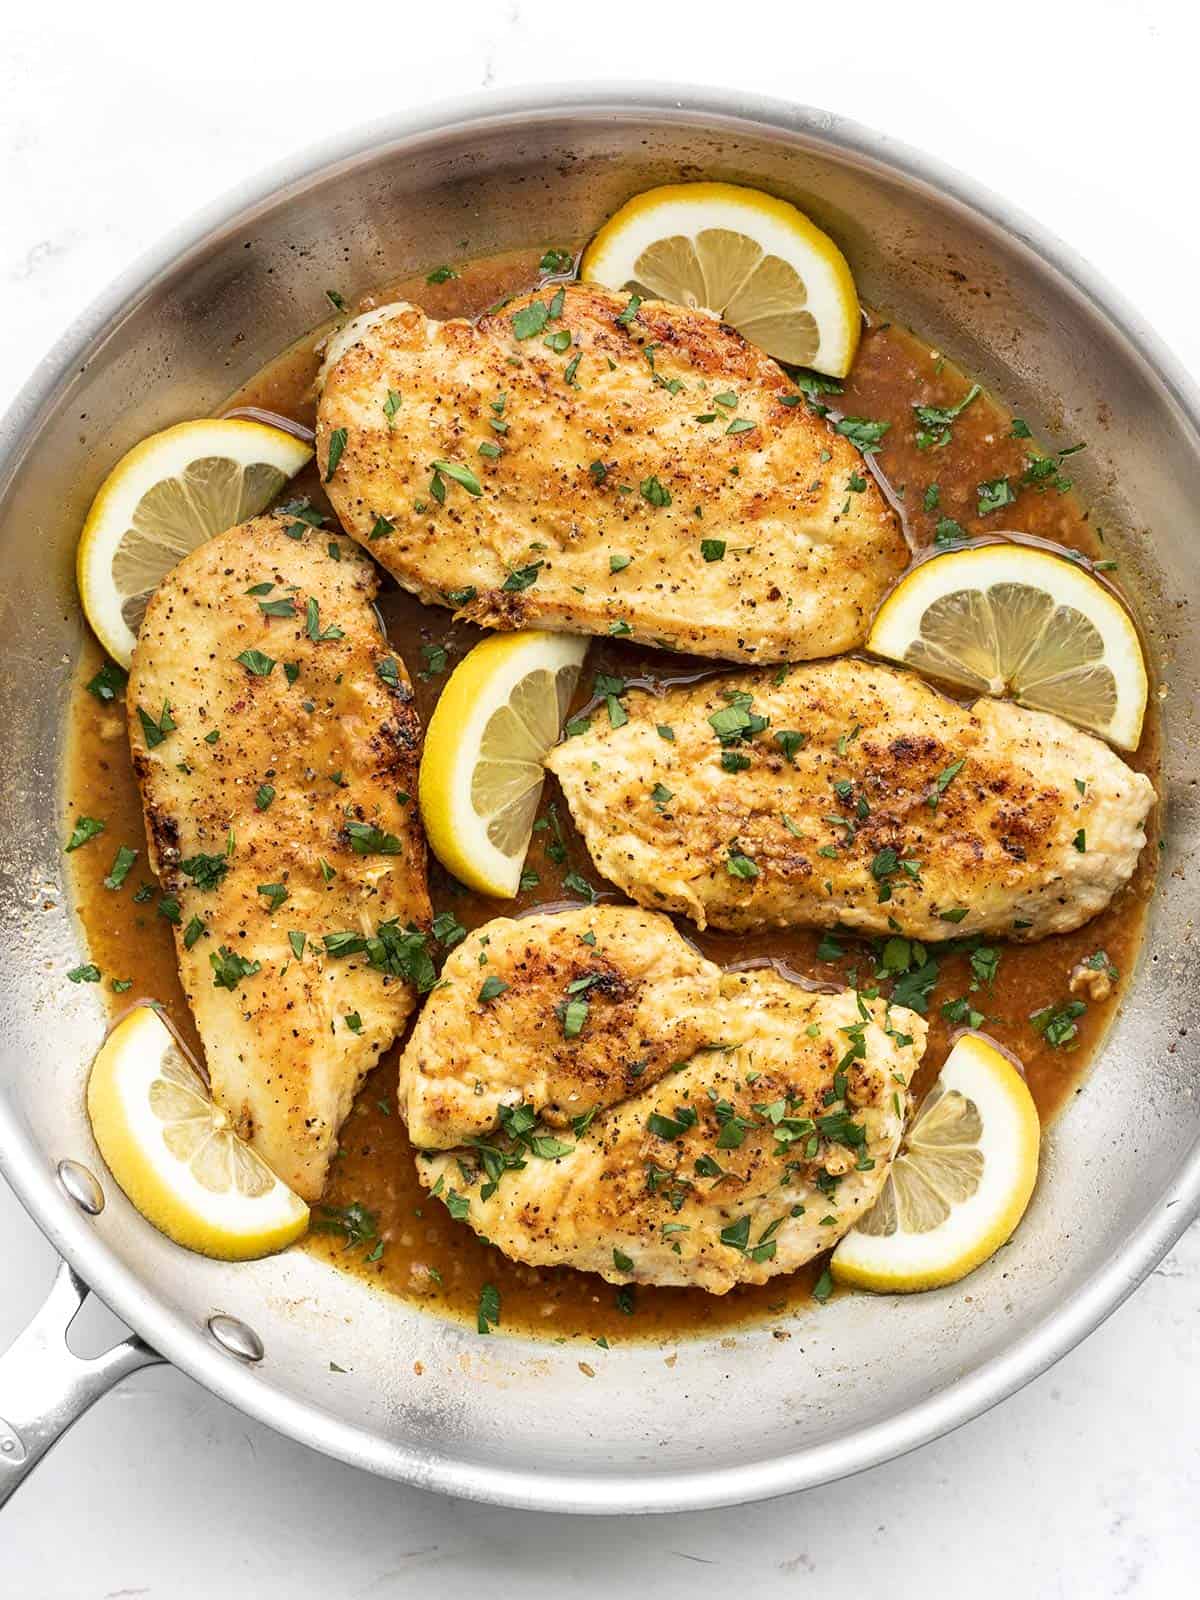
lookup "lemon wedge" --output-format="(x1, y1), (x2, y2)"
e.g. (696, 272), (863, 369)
(419, 630), (589, 897)
(867, 542), (1148, 749)
(831, 1033), (1039, 1294)
(86, 1003), (309, 1260)
(77, 418), (312, 668)
(580, 181), (861, 376)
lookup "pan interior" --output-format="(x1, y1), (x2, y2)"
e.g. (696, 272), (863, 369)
(1, 95), (1197, 1511)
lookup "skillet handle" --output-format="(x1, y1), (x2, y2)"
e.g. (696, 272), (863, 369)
(0, 1260), (162, 1509)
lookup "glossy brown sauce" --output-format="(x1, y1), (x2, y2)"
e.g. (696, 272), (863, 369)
(64, 246), (1160, 1344)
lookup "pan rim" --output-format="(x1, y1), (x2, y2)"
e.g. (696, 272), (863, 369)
(2, 81), (1198, 1514)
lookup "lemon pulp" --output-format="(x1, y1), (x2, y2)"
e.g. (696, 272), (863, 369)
(867, 543), (1147, 749)
(76, 417), (312, 667)
(831, 1032), (1040, 1293)
(581, 181), (861, 376)
(86, 1003), (309, 1260)
(419, 630), (589, 896)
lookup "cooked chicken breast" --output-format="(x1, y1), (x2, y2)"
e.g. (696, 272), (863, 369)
(315, 283), (908, 663)
(128, 512), (431, 1200)
(407, 908), (925, 1293)
(547, 657), (1155, 941)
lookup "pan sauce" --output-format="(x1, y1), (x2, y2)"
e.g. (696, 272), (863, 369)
(64, 247), (1159, 1343)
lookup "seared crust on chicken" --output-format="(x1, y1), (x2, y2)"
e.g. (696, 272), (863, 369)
(128, 513), (430, 1200)
(399, 905), (724, 1149)
(546, 657), (1155, 941)
(315, 283), (908, 663)
(408, 908), (925, 1293)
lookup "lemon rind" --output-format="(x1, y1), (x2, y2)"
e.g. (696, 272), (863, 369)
(418, 630), (589, 897)
(866, 542), (1148, 750)
(831, 1033), (1040, 1294)
(77, 418), (313, 668)
(87, 1005), (309, 1261)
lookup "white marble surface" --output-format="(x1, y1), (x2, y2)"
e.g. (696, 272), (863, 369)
(3, 2), (1199, 1593)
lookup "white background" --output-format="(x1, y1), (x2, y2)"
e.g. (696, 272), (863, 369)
(3, 2), (1198, 1594)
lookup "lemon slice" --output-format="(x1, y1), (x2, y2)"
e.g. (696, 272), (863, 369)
(831, 1033), (1039, 1293)
(77, 418), (313, 668)
(419, 630), (589, 897)
(867, 542), (1147, 750)
(86, 1003), (309, 1260)
(580, 181), (861, 376)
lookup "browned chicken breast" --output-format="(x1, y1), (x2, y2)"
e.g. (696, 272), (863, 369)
(546, 657), (1155, 941)
(403, 907), (926, 1292)
(315, 283), (908, 663)
(128, 512), (431, 1200)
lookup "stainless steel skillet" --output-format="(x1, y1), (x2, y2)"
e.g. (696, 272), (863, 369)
(0, 85), (1197, 1516)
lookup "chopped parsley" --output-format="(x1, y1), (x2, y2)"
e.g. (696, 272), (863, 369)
(312, 1201), (378, 1249)
(85, 661), (127, 702)
(180, 852), (229, 891)
(977, 476), (1016, 515)
(420, 642), (449, 678)
(558, 996), (589, 1038)
(137, 701), (176, 748)
(512, 300), (550, 340)
(502, 561), (543, 592)
(934, 517), (968, 547)
(236, 648), (275, 677)
(345, 821), (403, 856)
(913, 383), (981, 450)
(835, 417), (890, 454)
(431, 458), (483, 497)
(431, 911), (467, 949)
(65, 815), (105, 852)
(324, 427), (347, 481)
(648, 1106), (698, 1141)
(322, 921), (437, 990)
(102, 845), (137, 889)
(1031, 998), (1086, 1049)
(257, 882), (288, 913)
(477, 1283), (501, 1335)
(718, 843), (758, 883)
(929, 756), (965, 809)
(209, 946), (261, 990)
(562, 870), (598, 903)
